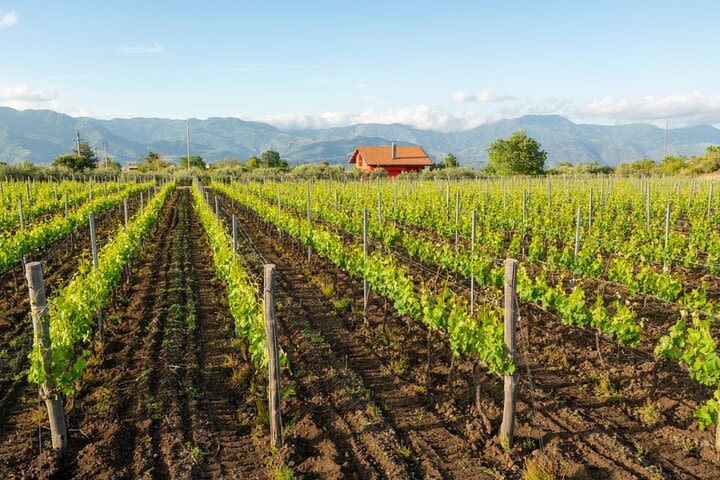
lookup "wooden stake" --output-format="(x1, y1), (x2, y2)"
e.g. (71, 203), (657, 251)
(263, 264), (283, 449)
(455, 190), (460, 251)
(499, 259), (518, 448)
(378, 191), (383, 224)
(708, 183), (714, 217)
(90, 212), (104, 343)
(89, 213), (99, 270)
(18, 198), (24, 230)
(307, 183), (312, 264)
(123, 198), (129, 228)
(363, 208), (369, 322)
(574, 207), (582, 262)
(232, 214), (238, 254)
(25, 262), (68, 450)
(664, 204), (671, 267)
(470, 210), (476, 315)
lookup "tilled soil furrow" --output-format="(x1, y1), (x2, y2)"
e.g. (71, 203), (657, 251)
(229, 199), (496, 479)
(186, 188), (265, 479)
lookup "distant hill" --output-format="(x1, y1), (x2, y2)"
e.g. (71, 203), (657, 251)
(1, 107), (719, 167)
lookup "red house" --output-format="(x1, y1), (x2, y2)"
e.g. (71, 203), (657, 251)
(349, 143), (433, 178)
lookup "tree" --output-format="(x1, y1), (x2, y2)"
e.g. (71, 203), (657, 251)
(615, 159), (657, 175)
(657, 155), (687, 175)
(52, 138), (97, 172)
(487, 131), (546, 175)
(443, 153), (459, 168)
(260, 150), (288, 168)
(179, 155), (206, 168)
(245, 156), (261, 170)
(138, 151), (172, 172)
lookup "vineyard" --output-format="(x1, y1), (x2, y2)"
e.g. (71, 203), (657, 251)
(1, 175), (720, 479)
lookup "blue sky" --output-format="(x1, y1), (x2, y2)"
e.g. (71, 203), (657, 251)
(1, 1), (718, 130)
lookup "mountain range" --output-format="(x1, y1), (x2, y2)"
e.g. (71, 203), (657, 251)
(1, 107), (719, 168)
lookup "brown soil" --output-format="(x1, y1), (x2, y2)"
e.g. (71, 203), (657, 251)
(222, 190), (720, 479)
(0, 193), (145, 466)
(0, 188), (265, 479)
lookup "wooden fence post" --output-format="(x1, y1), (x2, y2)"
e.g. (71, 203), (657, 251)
(25, 262), (68, 450)
(455, 190), (460, 251)
(232, 214), (238, 254)
(574, 207), (582, 262)
(499, 258), (518, 448)
(89, 213), (104, 343)
(306, 183), (312, 264)
(708, 183), (714, 217)
(363, 208), (369, 323)
(470, 210), (476, 315)
(18, 198), (24, 230)
(263, 264), (283, 449)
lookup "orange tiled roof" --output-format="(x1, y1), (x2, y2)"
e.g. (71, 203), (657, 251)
(349, 145), (433, 167)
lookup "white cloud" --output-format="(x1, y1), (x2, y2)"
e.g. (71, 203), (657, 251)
(578, 91), (720, 125)
(0, 9), (18, 28)
(260, 105), (493, 131)
(118, 43), (166, 54)
(0, 83), (54, 104)
(454, 89), (516, 103)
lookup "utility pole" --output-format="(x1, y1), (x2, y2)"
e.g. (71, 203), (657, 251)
(76, 129), (82, 161)
(663, 119), (669, 160)
(186, 120), (191, 173)
(103, 142), (109, 168)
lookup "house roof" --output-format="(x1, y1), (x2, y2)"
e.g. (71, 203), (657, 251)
(349, 145), (433, 167)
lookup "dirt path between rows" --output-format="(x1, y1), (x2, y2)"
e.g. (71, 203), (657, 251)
(0, 188), (266, 479)
(224, 189), (720, 479)
(225, 194), (499, 479)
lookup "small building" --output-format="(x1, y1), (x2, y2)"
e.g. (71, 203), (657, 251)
(349, 143), (433, 178)
(124, 162), (140, 172)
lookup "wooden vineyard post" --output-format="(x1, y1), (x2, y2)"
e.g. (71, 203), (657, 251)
(18, 198), (24, 230)
(363, 208), (369, 323)
(455, 190), (460, 251)
(574, 207), (582, 261)
(664, 204), (671, 250)
(277, 189), (282, 238)
(393, 182), (397, 213)
(25, 262), (68, 450)
(140, 192), (144, 213)
(123, 198), (129, 228)
(646, 185), (651, 230)
(89, 213), (104, 343)
(64, 193), (68, 218)
(306, 183), (312, 264)
(445, 180), (450, 221)
(263, 264), (283, 449)
(708, 183), (714, 217)
(588, 187), (593, 229)
(470, 210), (476, 315)
(689, 179), (695, 208)
(89, 213), (99, 269)
(215, 195), (220, 222)
(499, 258), (518, 448)
(232, 214), (238, 254)
(378, 190), (383, 224)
